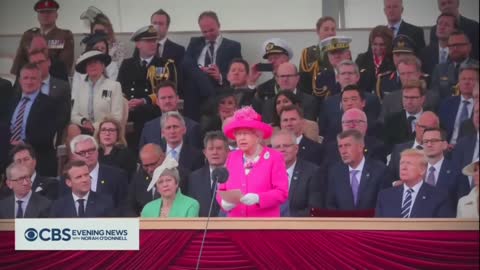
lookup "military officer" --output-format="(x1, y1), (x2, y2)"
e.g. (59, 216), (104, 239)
(10, 0), (74, 76)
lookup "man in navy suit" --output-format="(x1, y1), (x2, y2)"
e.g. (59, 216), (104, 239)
(438, 64), (477, 144)
(383, 0), (425, 54)
(422, 128), (469, 210)
(271, 130), (323, 216)
(430, 0), (479, 60)
(323, 109), (388, 170)
(326, 129), (391, 211)
(51, 160), (115, 218)
(389, 111), (440, 180)
(376, 149), (454, 218)
(453, 100), (479, 188)
(139, 81), (202, 149)
(0, 163), (50, 219)
(420, 13), (458, 77)
(279, 105), (323, 167)
(59, 135), (128, 210)
(187, 131), (229, 217)
(160, 111), (204, 178)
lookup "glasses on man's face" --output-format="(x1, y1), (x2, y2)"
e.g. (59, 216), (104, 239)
(447, 43), (468, 49)
(142, 158), (162, 170)
(10, 175), (31, 183)
(75, 148), (97, 157)
(100, 128), (117, 134)
(422, 139), (444, 145)
(272, 143), (295, 150)
(342, 119), (366, 125)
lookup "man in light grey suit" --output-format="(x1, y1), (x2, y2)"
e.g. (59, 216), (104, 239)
(0, 163), (51, 219)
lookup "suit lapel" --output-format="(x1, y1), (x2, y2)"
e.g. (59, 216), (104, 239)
(49, 78), (58, 97)
(436, 161), (452, 189)
(85, 192), (96, 217)
(4, 196), (15, 219)
(67, 194), (77, 217)
(24, 194), (39, 218)
(26, 93), (44, 129)
(411, 184), (428, 217)
(289, 161), (301, 202)
(97, 166), (104, 194)
(357, 161), (371, 208)
(215, 39), (226, 66)
(341, 166), (355, 207)
(393, 187), (404, 217)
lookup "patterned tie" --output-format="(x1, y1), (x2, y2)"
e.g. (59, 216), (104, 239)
(204, 41), (215, 66)
(425, 166), (436, 186)
(459, 100), (471, 124)
(10, 97), (30, 142)
(350, 170), (360, 206)
(440, 49), (448, 64)
(407, 116), (416, 134)
(16, 200), (24, 218)
(77, 199), (85, 217)
(170, 149), (178, 161)
(401, 188), (414, 218)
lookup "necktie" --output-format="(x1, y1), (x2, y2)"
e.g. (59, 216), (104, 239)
(440, 49), (448, 64)
(10, 97), (30, 142)
(459, 100), (471, 124)
(407, 115), (416, 134)
(87, 83), (95, 121)
(390, 26), (396, 36)
(16, 200), (24, 218)
(454, 63), (460, 81)
(77, 199), (85, 217)
(401, 188), (414, 218)
(416, 144), (424, 150)
(157, 43), (163, 57)
(425, 166), (436, 186)
(170, 149), (178, 161)
(350, 170), (360, 206)
(204, 41), (215, 67)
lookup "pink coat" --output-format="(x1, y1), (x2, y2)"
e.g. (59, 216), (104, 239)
(217, 147), (288, 217)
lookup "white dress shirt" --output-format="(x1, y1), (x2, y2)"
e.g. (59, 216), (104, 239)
(197, 35), (223, 66)
(388, 20), (402, 37)
(166, 143), (183, 161)
(427, 157), (444, 186)
(438, 46), (449, 64)
(349, 157), (366, 186)
(402, 181), (423, 217)
(72, 191), (90, 215)
(41, 75), (51, 96)
(286, 161), (297, 189)
(140, 55), (154, 66)
(90, 163), (99, 192)
(295, 135), (303, 145)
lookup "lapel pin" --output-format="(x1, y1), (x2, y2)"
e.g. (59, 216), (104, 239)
(293, 176), (298, 181)
(446, 170), (451, 174)
(422, 196), (426, 200)
(264, 151), (270, 160)
(366, 173), (370, 178)
(101, 180), (105, 184)
(35, 186), (43, 192)
(302, 146), (306, 150)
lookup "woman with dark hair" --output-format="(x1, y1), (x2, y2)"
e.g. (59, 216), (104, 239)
(90, 13), (125, 64)
(201, 89), (239, 134)
(355, 25), (395, 92)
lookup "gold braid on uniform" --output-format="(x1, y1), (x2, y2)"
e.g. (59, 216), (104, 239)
(453, 83), (460, 96)
(301, 47), (330, 98)
(312, 66), (331, 98)
(147, 59), (177, 104)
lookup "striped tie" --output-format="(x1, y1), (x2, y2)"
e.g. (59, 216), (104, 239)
(10, 97), (30, 142)
(401, 188), (414, 218)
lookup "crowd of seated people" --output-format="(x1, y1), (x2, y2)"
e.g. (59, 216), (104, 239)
(0, 0), (478, 219)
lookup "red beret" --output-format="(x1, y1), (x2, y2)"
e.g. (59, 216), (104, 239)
(34, 0), (59, 12)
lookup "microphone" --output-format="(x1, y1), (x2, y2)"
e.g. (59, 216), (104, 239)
(195, 167), (229, 270)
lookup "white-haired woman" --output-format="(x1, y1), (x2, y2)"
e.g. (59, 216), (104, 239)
(457, 159), (479, 218)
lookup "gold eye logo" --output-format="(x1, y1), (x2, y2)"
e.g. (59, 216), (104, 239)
(266, 42), (275, 51)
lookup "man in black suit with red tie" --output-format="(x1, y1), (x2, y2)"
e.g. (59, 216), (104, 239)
(50, 160), (115, 218)
(187, 131), (229, 217)
(384, 0), (425, 54)
(0, 163), (51, 219)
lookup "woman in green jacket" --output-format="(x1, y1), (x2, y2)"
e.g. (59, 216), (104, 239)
(141, 157), (199, 218)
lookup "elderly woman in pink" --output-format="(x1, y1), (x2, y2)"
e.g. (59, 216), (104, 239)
(218, 106), (288, 217)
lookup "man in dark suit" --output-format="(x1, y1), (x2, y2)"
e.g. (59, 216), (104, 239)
(438, 64), (477, 144)
(59, 135), (128, 210)
(187, 131), (229, 217)
(430, 0), (479, 60)
(279, 105), (323, 166)
(0, 163), (50, 218)
(0, 77), (13, 172)
(389, 111), (440, 180)
(2, 64), (59, 176)
(376, 149), (454, 218)
(118, 25), (178, 148)
(261, 62), (317, 123)
(139, 81), (202, 149)
(422, 128), (470, 210)
(383, 80), (426, 150)
(160, 111), (204, 176)
(51, 160), (115, 217)
(10, 143), (58, 200)
(323, 108), (388, 170)
(384, 0), (425, 53)
(431, 31), (479, 100)
(326, 130), (391, 211)
(420, 13), (458, 77)
(452, 100), (478, 188)
(271, 130), (323, 216)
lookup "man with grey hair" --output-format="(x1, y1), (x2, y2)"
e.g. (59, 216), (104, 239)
(0, 163), (51, 218)
(160, 111), (204, 173)
(187, 131), (229, 217)
(326, 129), (391, 211)
(271, 130), (323, 216)
(59, 134), (128, 210)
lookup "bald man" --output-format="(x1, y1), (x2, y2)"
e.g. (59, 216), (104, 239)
(388, 111), (440, 180)
(126, 143), (190, 216)
(261, 62), (318, 123)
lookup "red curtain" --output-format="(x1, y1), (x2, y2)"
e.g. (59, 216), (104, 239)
(0, 230), (478, 269)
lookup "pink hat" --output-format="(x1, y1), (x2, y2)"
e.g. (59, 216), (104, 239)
(223, 107), (273, 140)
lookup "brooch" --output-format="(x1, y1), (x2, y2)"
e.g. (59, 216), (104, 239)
(264, 151), (270, 160)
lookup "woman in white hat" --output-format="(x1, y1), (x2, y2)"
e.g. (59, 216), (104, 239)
(457, 159), (479, 218)
(70, 50), (124, 135)
(141, 157), (200, 217)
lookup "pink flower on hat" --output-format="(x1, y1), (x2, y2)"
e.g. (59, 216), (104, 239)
(223, 106), (273, 140)
(233, 106), (262, 122)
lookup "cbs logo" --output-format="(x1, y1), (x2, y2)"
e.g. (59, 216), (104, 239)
(23, 228), (71, 241)
(24, 228), (38, 241)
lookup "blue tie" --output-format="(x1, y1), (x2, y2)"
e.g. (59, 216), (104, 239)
(401, 188), (414, 218)
(459, 100), (471, 123)
(170, 149), (178, 161)
(16, 200), (24, 218)
(10, 97), (30, 142)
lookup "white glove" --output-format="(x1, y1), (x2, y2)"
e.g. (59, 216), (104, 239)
(221, 199), (237, 211)
(240, 193), (259, 205)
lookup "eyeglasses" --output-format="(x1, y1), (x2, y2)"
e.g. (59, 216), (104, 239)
(422, 139), (444, 145)
(142, 158), (162, 169)
(342, 120), (366, 125)
(447, 43), (468, 49)
(100, 128), (117, 133)
(272, 143), (295, 149)
(75, 148), (97, 157)
(276, 74), (298, 79)
(10, 175), (31, 183)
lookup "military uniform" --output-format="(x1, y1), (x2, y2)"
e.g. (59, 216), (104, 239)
(299, 44), (332, 96)
(11, 1), (74, 75)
